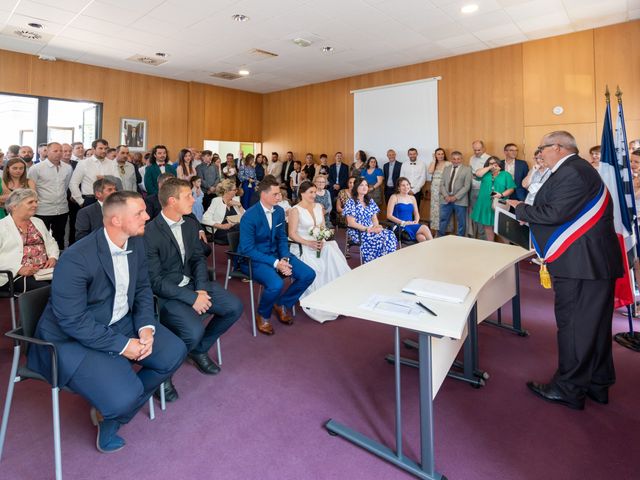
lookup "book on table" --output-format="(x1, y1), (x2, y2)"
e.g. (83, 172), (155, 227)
(402, 278), (470, 304)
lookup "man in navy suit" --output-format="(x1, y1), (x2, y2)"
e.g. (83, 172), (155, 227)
(383, 149), (402, 203)
(238, 175), (315, 335)
(75, 178), (117, 240)
(500, 143), (529, 201)
(145, 178), (242, 399)
(28, 191), (187, 453)
(328, 152), (349, 201)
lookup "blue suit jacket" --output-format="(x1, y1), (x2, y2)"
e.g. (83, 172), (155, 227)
(75, 201), (103, 241)
(500, 159), (529, 201)
(27, 229), (157, 387)
(238, 203), (289, 266)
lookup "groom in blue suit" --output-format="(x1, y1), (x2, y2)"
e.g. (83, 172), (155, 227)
(28, 191), (186, 453)
(239, 175), (315, 335)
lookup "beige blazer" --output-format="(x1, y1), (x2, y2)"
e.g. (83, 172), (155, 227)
(0, 215), (60, 286)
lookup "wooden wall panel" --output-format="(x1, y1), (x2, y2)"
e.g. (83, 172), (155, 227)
(524, 123), (597, 163)
(594, 20), (640, 141)
(0, 50), (262, 155)
(522, 30), (596, 127)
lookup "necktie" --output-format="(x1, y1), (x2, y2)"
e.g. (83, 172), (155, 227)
(448, 166), (458, 192)
(119, 165), (126, 175)
(113, 250), (132, 256)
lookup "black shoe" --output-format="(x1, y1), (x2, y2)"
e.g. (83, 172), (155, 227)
(154, 377), (179, 403)
(188, 352), (221, 375)
(586, 388), (609, 405)
(526, 381), (585, 410)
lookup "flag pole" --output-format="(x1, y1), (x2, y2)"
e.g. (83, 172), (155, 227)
(612, 86), (640, 351)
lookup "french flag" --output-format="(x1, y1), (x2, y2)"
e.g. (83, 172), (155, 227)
(599, 98), (635, 308)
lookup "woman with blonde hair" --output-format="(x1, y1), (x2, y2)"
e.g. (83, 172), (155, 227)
(202, 179), (244, 244)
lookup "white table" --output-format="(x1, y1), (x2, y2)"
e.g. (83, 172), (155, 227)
(300, 236), (531, 480)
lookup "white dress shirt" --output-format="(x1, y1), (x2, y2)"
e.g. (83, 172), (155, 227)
(69, 155), (118, 205)
(504, 159), (515, 177)
(400, 160), (427, 194)
(469, 153), (491, 189)
(161, 212), (190, 287)
(28, 159), (72, 215)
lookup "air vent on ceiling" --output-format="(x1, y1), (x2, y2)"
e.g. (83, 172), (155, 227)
(14, 29), (42, 40)
(210, 72), (242, 80)
(126, 54), (167, 66)
(248, 48), (278, 59)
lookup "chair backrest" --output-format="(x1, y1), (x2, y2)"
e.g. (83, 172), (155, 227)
(227, 230), (240, 253)
(17, 286), (51, 338)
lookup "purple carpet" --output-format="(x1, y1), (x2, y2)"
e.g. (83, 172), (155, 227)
(1, 249), (639, 480)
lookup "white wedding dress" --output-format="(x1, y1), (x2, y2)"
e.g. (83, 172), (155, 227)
(290, 203), (351, 322)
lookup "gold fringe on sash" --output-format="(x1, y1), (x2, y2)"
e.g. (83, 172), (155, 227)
(539, 263), (552, 289)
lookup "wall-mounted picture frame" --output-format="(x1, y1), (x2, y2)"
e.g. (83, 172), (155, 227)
(120, 118), (147, 151)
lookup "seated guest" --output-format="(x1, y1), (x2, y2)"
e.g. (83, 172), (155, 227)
(313, 174), (332, 227)
(588, 145), (601, 172)
(336, 176), (356, 220)
(76, 178), (117, 241)
(238, 175), (315, 335)
(28, 191), (187, 453)
(0, 189), (59, 291)
(522, 149), (551, 205)
(145, 172), (175, 221)
(202, 179), (244, 245)
(438, 151), (472, 237)
(387, 177), (433, 242)
(288, 180), (350, 323)
(471, 156), (516, 242)
(145, 178), (243, 399)
(344, 177), (397, 263)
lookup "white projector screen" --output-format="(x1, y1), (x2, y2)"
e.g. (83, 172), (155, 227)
(353, 78), (439, 170)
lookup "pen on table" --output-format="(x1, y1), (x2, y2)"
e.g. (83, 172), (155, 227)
(416, 301), (437, 316)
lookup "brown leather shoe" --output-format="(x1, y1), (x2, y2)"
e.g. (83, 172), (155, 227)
(256, 314), (274, 335)
(273, 304), (294, 325)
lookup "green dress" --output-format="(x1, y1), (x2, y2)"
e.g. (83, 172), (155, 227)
(471, 171), (516, 226)
(0, 183), (6, 219)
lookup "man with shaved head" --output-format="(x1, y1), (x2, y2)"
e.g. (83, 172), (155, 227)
(28, 190), (186, 453)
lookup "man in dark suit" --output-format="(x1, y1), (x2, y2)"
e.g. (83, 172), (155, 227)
(76, 178), (117, 240)
(328, 152), (349, 201)
(28, 191), (186, 453)
(500, 143), (529, 201)
(383, 149), (402, 203)
(508, 131), (623, 410)
(144, 178), (242, 400)
(282, 151), (295, 199)
(238, 175), (315, 335)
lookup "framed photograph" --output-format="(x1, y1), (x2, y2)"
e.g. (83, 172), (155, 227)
(120, 118), (147, 151)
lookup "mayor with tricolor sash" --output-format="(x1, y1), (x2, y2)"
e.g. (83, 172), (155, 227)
(507, 130), (623, 411)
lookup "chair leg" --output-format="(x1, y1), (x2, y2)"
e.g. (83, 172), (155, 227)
(211, 242), (217, 281)
(224, 260), (231, 289)
(249, 280), (257, 337)
(160, 383), (166, 411)
(9, 297), (16, 330)
(0, 345), (20, 460)
(51, 387), (62, 480)
(148, 396), (155, 420)
(216, 339), (222, 365)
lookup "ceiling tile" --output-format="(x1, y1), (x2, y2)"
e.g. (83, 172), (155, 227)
(436, 33), (482, 49)
(515, 11), (571, 32)
(81, 1), (145, 25)
(14, 0), (80, 23)
(472, 23), (522, 41)
(563, 0), (627, 20)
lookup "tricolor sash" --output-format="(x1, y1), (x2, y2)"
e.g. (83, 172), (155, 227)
(531, 184), (610, 263)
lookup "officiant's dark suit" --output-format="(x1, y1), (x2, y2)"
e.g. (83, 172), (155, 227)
(144, 213), (242, 358)
(515, 146), (622, 408)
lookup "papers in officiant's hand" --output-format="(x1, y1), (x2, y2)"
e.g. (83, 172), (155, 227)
(34, 268), (54, 281)
(360, 294), (429, 320)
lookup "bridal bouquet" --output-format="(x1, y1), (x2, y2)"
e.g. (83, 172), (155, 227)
(309, 226), (334, 257)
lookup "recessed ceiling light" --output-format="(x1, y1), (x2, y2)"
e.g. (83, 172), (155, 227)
(238, 69), (250, 76)
(321, 46), (334, 53)
(232, 14), (249, 22)
(155, 52), (168, 58)
(461, 4), (479, 14)
(27, 22), (44, 29)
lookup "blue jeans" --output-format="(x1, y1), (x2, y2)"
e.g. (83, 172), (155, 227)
(439, 203), (467, 237)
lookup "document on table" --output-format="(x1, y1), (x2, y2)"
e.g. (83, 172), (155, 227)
(402, 278), (469, 304)
(360, 294), (428, 320)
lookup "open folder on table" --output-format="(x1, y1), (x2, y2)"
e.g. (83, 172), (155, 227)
(402, 278), (470, 304)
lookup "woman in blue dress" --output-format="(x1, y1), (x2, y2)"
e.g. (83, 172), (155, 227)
(386, 177), (433, 242)
(190, 176), (205, 222)
(343, 177), (397, 263)
(238, 153), (257, 209)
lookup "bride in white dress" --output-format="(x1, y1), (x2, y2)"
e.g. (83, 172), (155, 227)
(288, 180), (351, 322)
